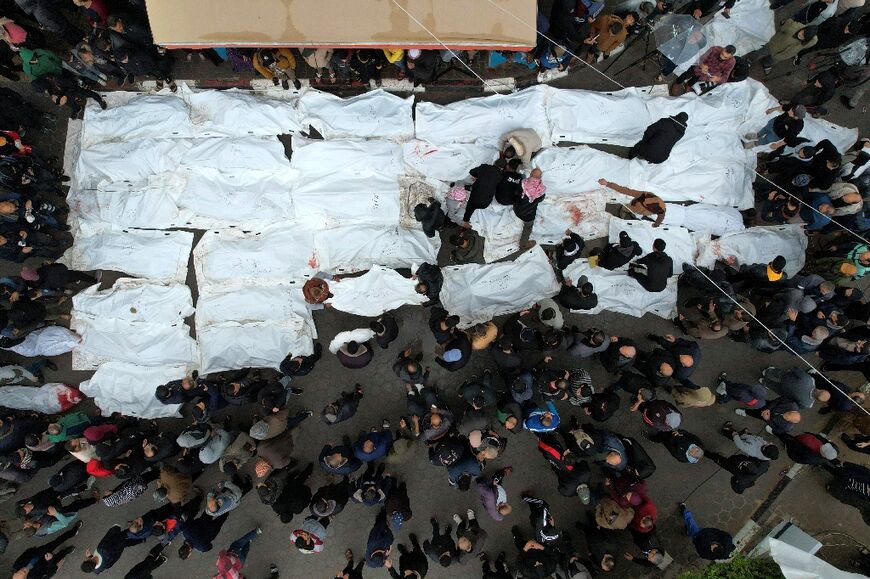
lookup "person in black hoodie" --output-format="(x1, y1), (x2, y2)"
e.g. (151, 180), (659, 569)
(463, 163), (502, 226)
(386, 533), (428, 578)
(704, 451), (769, 493)
(81, 524), (144, 573)
(413, 198), (447, 238)
(795, 15), (853, 63)
(321, 385), (365, 426)
(413, 263), (443, 306)
(495, 159), (523, 205)
(788, 69), (838, 113)
(628, 238), (673, 293)
(629, 112), (688, 164)
(745, 104), (806, 150)
(259, 464), (314, 524)
(594, 231), (642, 270)
(371, 315), (399, 349)
(436, 329), (472, 372)
(556, 276), (598, 311)
(554, 230), (586, 271)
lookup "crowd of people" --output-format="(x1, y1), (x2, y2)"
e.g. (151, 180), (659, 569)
(0, 0), (867, 579)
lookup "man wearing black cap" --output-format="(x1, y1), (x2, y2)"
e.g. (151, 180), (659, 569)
(628, 113), (689, 164)
(628, 239), (673, 293)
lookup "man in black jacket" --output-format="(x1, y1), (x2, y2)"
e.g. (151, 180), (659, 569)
(81, 524), (145, 573)
(556, 276), (598, 310)
(555, 230), (585, 271)
(628, 238), (673, 292)
(462, 163), (502, 225)
(629, 112), (688, 164)
(413, 262), (443, 306)
(594, 231), (642, 270)
(745, 104), (805, 150)
(413, 198), (447, 238)
(705, 451), (770, 493)
(385, 533), (429, 578)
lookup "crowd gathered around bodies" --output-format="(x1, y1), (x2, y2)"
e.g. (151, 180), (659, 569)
(0, 0), (868, 578)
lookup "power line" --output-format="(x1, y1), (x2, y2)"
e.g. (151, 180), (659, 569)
(610, 198), (869, 416)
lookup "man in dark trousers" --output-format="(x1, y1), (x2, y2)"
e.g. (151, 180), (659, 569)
(321, 385), (365, 425)
(629, 112), (688, 164)
(12, 520), (81, 576)
(462, 163), (502, 226)
(423, 517), (459, 567)
(385, 533), (429, 578)
(629, 238), (673, 292)
(705, 451), (770, 493)
(81, 524), (145, 573)
(679, 503), (735, 560)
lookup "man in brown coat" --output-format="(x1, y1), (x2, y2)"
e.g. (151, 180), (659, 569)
(155, 464), (192, 504)
(584, 13), (636, 62)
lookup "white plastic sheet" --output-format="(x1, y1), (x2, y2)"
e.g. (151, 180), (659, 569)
(563, 260), (679, 319)
(291, 170), (401, 228)
(468, 204), (524, 263)
(416, 85), (550, 147)
(315, 225), (438, 273)
(329, 266), (426, 316)
(61, 225), (193, 283)
(548, 80), (773, 145)
(195, 286), (315, 374)
(185, 87), (301, 137)
(533, 146), (754, 209)
(291, 136), (403, 177)
(196, 286), (313, 331)
(440, 245), (560, 327)
(695, 224), (808, 277)
(180, 136), (290, 172)
(70, 280), (197, 369)
(194, 226), (317, 290)
(198, 321), (314, 374)
(79, 362), (186, 418)
(2, 326), (81, 357)
(72, 316), (198, 368)
(402, 140), (499, 182)
(76, 139), (189, 189)
(0, 383), (83, 414)
(549, 86), (658, 145)
(608, 218), (697, 272)
(81, 95), (194, 147)
(72, 279), (195, 323)
(531, 194), (613, 244)
(175, 168), (295, 229)
(661, 203), (745, 236)
(298, 89), (414, 140)
(770, 538), (865, 579)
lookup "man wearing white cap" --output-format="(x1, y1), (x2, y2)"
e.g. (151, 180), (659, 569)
(498, 128), (543, 166)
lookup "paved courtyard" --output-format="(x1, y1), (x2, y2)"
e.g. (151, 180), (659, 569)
(1, 17), (870, 579)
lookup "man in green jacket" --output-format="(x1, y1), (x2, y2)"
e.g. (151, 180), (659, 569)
(19, 48), (62, 79)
